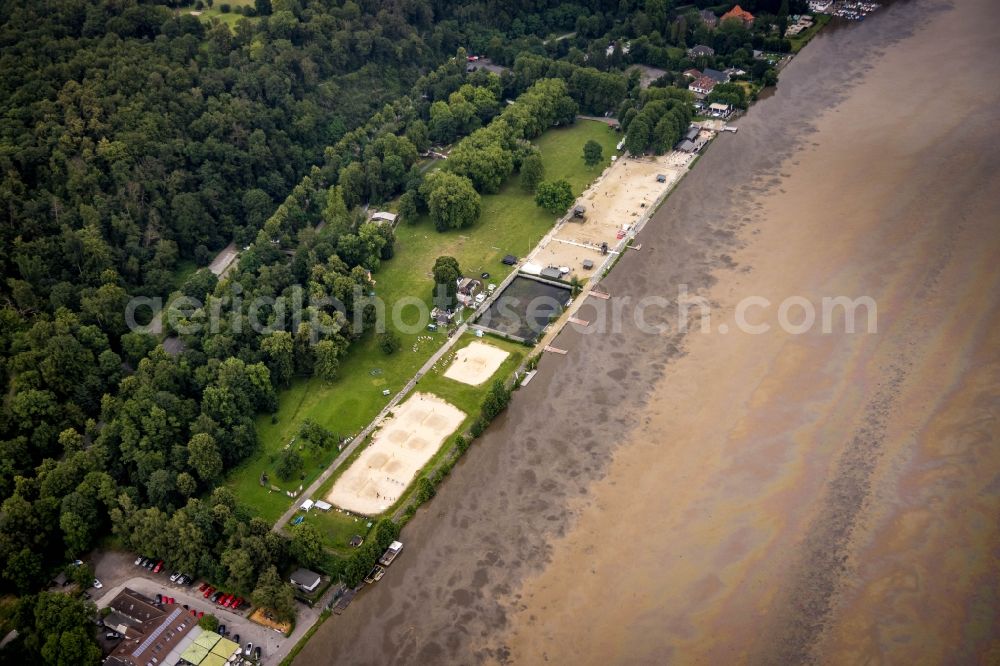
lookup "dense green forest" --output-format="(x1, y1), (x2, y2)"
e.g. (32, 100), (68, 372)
(0, 0), (806, 661)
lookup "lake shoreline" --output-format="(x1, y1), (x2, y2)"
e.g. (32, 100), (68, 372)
(293, 1), (1000, 663)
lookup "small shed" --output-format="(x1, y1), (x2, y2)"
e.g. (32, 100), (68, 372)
(290, 568), (322, 593)
(677, 140), (698, 153)
(582, 259), (594, 270)
(431, 307), (453, 326)
(540, 266), (563, 280)
(501, 254), (517, 265)
(370, 211), (397, 224)
(709, 102), (732, 117)
(299, 498), (315, 512)
(572, 205), (586, 218)
(685, 126), (700, 141)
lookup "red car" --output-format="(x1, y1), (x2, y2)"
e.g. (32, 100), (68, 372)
(198, 583), (208, 592)
(217, 594), (230, 606)
(152, 560), (164, 574)
(230, 597), (242, 609)
(203, 586), (215, 598)
(197, 611), (204, 618)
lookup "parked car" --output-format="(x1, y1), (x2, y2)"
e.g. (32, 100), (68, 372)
(203, 586), (215, 598)
(93, 579), (103, 589)
(105, 631), (120, 640)
(244, 642), (253, 656)
(143, 559), (154, 570)
(475, 292), (486, 305)
(210, 591), (222, 603)
(169, 572), (180, 582)
(71, 559), (83, 567)
(233, 634), (240, 645)
(198, 582), (208, 592)
(155, 594), (162, 603)
(254, 646), (261, 660)
(152, 560), (164, 573)
(230, 596), (242, 608)
(134, 555), (143, 566)
(140, 557), (150, 568)
(218, 624), (226, 636)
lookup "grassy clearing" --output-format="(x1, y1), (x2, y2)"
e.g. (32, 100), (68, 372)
(188, 0), (259, 27)
(0, 594), (18, 637)
(302, 333), (526, 553)
(226, 120), (618, 522)
(170, 259), (199, 292)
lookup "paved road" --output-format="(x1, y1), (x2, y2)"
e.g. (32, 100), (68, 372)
(143, 241), (240, 336)
(208, 241), (239, 277)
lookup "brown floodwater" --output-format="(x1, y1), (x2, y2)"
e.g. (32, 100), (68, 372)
(295, 0), (1000, 663)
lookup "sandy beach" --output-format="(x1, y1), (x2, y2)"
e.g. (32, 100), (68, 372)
(295, 1), (1000, 663)
(325, 393), (465, 515)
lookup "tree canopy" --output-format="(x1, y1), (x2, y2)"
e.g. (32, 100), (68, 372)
(422, 172), (482, 232)
(535, 180), (575, 215)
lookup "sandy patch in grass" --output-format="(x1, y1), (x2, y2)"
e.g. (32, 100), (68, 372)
(443, 341), (510, 386)
(326, 393), (465, 515)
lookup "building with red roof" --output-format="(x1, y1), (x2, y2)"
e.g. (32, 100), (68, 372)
(721, 4), (755, 26)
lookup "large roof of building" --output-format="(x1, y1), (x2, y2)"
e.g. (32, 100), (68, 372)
(291, 568), (322, 588)
(689, 76), (718, 92)
(105, 589), (198, 666)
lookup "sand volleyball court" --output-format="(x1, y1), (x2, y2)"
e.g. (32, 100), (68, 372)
(326, 393), (465, 515)
(443, 341), (510, 385)
(528, 152), (694, 277)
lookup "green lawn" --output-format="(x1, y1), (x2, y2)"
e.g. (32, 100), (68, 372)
(225, 120), (618, 523)
(305, 333), (527, 554)
(188, 0), (259, 27)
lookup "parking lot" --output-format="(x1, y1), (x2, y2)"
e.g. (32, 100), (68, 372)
(91, 550), (326, 665)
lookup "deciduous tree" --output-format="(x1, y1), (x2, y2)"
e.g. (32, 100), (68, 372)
(534, 180), (575, 214)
